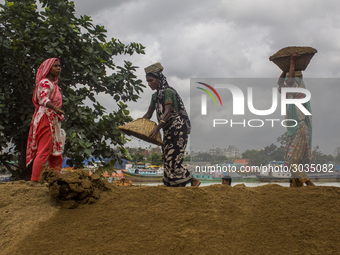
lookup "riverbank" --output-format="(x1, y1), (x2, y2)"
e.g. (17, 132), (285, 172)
(1, 181), (339, 254)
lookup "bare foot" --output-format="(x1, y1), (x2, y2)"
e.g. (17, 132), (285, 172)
(29, 181), (44, 187)
(305, 180), (316, 186)
(191, 178), (201, 187)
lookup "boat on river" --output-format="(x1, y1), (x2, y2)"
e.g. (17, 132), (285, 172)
(0, 173), (13, 182)
(123, 166), (163, 182)
(256, 161), (340, 182)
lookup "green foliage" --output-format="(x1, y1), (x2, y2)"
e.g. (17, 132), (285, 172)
(130, 151), (145, 164)
(241, 149), (268, 166)
(276, 132), (288, 147)
(334, 154), (340, 164)
(211, 155), (228, 165)
(95, 158), (117, 179)
(241, 135), (334, 167)
(183, 155), (190, 162)
(312, 146), (334, 165)
(192, 152), (212, 162)
(0, 0), (145, 178)
(241, 143), (285, 166)
(191, 153), (237, 164)
(148, 153), (162, 166)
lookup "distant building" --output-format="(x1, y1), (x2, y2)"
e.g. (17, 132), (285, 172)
(209, 148), (224, 155)
(224, 145), (240, 158)
(150, 147), (161, 154)
(141, 150), (149, 156)
(333, 147), (340, 157)
(234, 159), (249, 167)
(192, 146), (240, 158)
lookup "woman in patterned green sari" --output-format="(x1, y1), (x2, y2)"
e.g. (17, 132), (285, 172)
(143, 63), (201, 187)
(278, 52), (315, 187)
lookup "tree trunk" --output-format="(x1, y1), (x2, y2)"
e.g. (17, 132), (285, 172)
(3, 161), (21, 180)
(3, 131), (32, 180)
(19, 133), (32, 180)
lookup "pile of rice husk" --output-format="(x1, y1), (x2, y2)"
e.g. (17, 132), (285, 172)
(1, 180), (339, 254)
(269, 46), (317, 71)
(39, 169), (111, 209)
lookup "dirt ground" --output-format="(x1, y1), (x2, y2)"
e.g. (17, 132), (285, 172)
(1, 180), (340, 255)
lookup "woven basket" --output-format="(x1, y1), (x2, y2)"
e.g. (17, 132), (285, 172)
(269, 46), (317, 72)
(118, 118), (164, 146)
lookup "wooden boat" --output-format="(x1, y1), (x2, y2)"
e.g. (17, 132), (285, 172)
(256, 161), (340, 182)
(256, 161), (290, 182)
(0, 173), (13, 182)
(256, 175), (291, 183)
(193, 173), (258, 183)
(123, 168), (163, 182)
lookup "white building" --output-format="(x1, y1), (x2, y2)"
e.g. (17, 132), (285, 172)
(224, 145), (240, 158)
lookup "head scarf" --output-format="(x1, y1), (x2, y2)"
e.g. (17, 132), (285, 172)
(284, 74), (312, 147)
(33, 58), (60, 108)
(145, 62), (163, 74)
(145, 62), (191, 132)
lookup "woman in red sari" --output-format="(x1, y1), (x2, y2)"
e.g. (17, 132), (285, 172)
(26, 58), (65, 186)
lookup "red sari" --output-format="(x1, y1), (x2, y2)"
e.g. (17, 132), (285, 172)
(26, 58), (64, 180)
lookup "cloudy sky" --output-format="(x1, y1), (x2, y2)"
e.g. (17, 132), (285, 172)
(72, 0), (340, 154)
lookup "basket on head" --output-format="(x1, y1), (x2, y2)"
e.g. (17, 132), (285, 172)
(269, 46), (317, 72)
(118, 118), (164, 146)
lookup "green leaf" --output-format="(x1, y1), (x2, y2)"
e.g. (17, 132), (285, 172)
(84, 148), (92, 156)
(5, 1), (14, 7)
(56, 48), (63, 54)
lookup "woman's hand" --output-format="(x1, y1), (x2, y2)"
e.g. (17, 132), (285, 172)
(291, 51), (299, 62)
(53, 106), (65, 115)
(46, 102), (65, 115)
(143, 107), (155, 119)
(286, 51), (300, 87)
(149, 126), (160, 140)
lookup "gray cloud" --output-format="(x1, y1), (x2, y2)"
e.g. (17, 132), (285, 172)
(72, 0), (340, 154)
